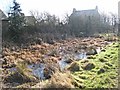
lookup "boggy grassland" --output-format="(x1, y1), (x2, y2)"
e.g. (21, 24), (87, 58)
(1, 36), (119, 89)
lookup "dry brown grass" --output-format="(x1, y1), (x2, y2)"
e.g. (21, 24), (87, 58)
(66, 61), (80, 72)
(45, 71), (74, 88)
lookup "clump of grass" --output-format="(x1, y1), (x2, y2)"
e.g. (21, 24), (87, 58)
(105, 62), (112, 67)
(103, 65), (110, 69)
(3, 59), (38, 85)
(66, 61), (80, 72)
(15, 60), (37, 82)
(78, 75), (88, 79)
(16, 82), (36, 88)
(97, 68), (105, 74)
(80, 59), (89, 63)
(81, 62), (95, 70)
(87, 55), (96, 59)
(111, 51), (115, 54)
(44, 71), (74, 88)
(101, 49), (106, 52)
(48, 49), (59, 56)
(99, 58), (107, 62)
(71, 74), (85, 88)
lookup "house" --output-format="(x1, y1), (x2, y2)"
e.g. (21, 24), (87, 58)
(0, 9), (7, 44)
(0, 9), (7, 20)
(71, 6), (100, 18)
(69, 6), (101, 36)
(0, 9), (7, 31)
(0, 9), (36, 32)
(25, 16), (36, 26)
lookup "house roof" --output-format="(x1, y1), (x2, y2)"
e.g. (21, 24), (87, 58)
(25, 16), (36, 25)
(0, 9), (7, 20)
(71, 6), (99, 17)
(25, 16), (35, 21)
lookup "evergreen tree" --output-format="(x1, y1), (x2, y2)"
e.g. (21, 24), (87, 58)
(8, 0), (25, 42)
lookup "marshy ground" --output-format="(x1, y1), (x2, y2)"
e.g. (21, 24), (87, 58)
(1, 35), (119, 89)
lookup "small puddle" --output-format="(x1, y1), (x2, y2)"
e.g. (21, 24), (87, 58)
(27, 63), (45, 80)
(74, 53), (87, 60)
(58, 58), (69, 71)
(58, 52), (87, 71)
(7, 47), (103, 80)
(8, 63), (46, 80)
(8, 53), (87, 79)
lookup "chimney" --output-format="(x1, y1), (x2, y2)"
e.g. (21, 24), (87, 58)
(95, 6), (98, 11)
(73, 8), (76, 13)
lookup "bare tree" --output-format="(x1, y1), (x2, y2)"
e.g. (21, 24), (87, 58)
(110, 13), (118, 34)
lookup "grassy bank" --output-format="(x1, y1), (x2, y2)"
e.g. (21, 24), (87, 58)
(72, 42), (119, 88)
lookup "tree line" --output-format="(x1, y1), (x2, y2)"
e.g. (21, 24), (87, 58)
(3, 0), (118, 45)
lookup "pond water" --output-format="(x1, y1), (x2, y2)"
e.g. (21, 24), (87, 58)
(8, 47), (102, 80)
(27, 63), (45, 79)
(8, 52), (87, 80)
(58, 52), (87, 71)
(27, 52), (87, 79)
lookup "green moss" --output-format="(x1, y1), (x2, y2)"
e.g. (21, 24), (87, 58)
(72, 42), (118, 88)
(105, 62), (112, 67)
(78, 75), (88, 79)
(103, 65), (110, 69)
(97, 68), (105, 74)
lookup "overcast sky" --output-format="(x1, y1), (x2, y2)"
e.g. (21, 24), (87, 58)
(0, 0), (119, 19)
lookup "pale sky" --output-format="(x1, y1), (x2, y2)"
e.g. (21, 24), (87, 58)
(0, 0), (119, 19)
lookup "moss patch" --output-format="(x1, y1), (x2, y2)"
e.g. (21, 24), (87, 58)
(72, 42), (118, 88)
